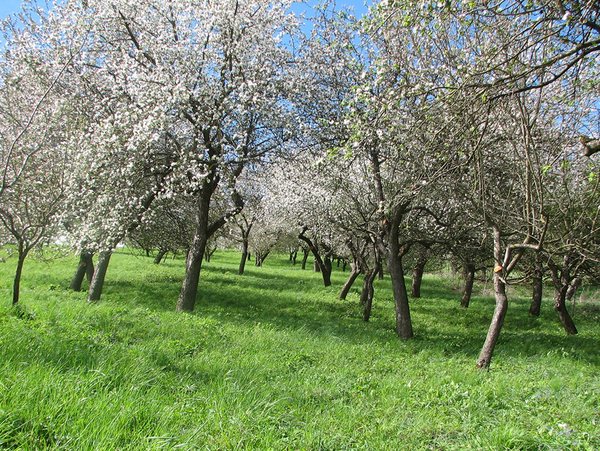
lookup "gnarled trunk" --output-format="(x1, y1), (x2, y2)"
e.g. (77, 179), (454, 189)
(548, 257), (578, 335)
(554, 284), (578, 335)
(362, 260), (380, 322)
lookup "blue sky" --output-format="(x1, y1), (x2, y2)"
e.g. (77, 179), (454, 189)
(0, 0), (25, 20)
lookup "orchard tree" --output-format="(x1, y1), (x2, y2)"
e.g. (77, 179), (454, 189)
(0, 7), (77, 306)
(35, 0), (299, 309)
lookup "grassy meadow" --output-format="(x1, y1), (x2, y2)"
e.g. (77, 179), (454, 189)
(0, 248), (599, 450)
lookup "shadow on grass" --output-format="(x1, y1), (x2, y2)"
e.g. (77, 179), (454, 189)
(109, 262), (600, 365)
(11, 250), (600, 367)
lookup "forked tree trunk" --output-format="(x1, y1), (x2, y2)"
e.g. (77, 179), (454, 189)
(70, 251), (95, 291)
(461, 264), (476, 308)
(298, 228), (332, 287)
(529, 260), (543, 316)
(548, 258), (578, 335)
(410, 260), (426, 298)
(255, 251), (270, 267)
(339, 261), (361, 300)
(87, 250), (112, 302)
(477, 226), (508, 369)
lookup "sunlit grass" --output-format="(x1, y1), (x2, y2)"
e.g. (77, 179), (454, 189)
(1, 248), (599, 450)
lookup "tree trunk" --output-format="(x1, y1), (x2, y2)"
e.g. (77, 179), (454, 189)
(177, 188), (212, 312)
(460, 264), (476, 308)
(382, 203), (414, 339)
(154, 249), (167, 265)
(339, 261), (361, 300)
(301, 248), (309, 270)
(477, 226), (508, 369)
(554, 284), (578, 335)
(362, 261), (380, 322)
(410, 261), (426, 298)
(12, 241), (29, 306)
(70, 251), (94, 291)
(292, 251), (297, 265)
(313, 259), (320, 272)
(387, 248), (413, 338)
(238, 239), (249, 275)
(548, 258), (578, 335)
(529, 260), (543, 316)
(87, 250), (112, 302)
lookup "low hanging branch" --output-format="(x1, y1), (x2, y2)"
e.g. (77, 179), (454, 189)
(496, 215), (549, 283)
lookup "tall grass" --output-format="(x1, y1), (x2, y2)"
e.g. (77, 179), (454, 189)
(1, 248), (599, 450)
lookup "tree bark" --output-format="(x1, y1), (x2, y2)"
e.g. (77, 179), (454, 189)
(255, 251), (271, 267)
(387, 248), (413, 338)
(12, 241), (28, 306)
(362, 261), (380, 322)
(547, 257), (578, 335)
(410, 260), (426, 298)
(238, 240), (249, 275)
(461, 264), (476, 308)
(87, 250), (112, 302)
(70, 251), (95, 291)
(177, 188), (212, 312)
(383, 203), (414, 339)
(529, 260), (543, 316)
(339, 261), (361, 300)
(477, 226), (508, 369)
(554, 284), (578, 335)
(153, 249), (167, 265)
(301, 248), (309, 270)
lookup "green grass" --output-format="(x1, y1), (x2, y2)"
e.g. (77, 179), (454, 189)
(1, 248), (599, 450)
